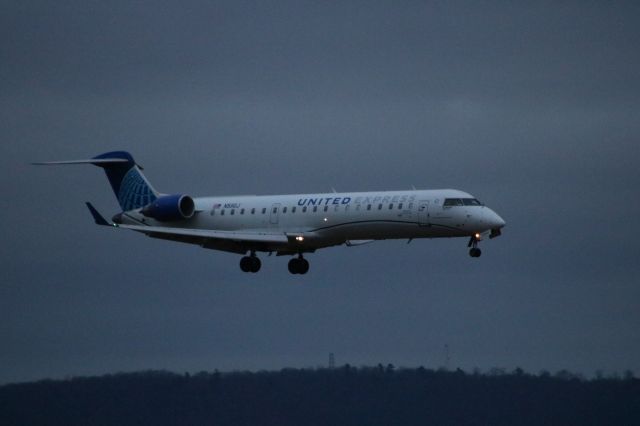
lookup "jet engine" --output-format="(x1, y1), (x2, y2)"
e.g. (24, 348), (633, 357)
(141, 194), (195, 222)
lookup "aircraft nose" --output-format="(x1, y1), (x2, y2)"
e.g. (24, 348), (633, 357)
(485, 209), (506, 229)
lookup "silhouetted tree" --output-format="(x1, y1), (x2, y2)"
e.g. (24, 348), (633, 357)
(1, 367), (639, 425)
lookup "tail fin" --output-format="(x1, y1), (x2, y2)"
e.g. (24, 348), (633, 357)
(91, 151), (159, 211)
(34, 151), (159, 211)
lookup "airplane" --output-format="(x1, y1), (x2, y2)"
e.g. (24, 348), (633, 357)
(34, 151), (506, 274)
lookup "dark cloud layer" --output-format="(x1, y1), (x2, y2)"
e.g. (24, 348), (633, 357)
(2, 1), (640, 384)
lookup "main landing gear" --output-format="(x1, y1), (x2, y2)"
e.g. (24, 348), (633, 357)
(288, 255), (309, 275)
(468, 235), (482, 258)
(239, 253), (310, 274)
(240, 253), (261, 273)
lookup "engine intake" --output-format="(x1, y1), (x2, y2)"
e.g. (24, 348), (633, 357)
(141, 194), (195, 222)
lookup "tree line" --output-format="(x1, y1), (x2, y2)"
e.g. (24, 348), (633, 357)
(1, 366), (639, 425)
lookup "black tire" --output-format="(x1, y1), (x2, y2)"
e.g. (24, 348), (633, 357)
(288, 258), (299, 274)
(299, 258), (309, 274)
(250, 256), (261, 273)
(240, 256), (252, 272)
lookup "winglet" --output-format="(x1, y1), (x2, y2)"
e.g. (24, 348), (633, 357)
(85, 202), (111, 226)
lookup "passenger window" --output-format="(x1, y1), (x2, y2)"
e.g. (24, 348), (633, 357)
(398, 203), (403, 210)
(240, 208), (245, 214)
(324, 206), (328, 212)
(230, 209), (235, 215)
(251, 208), (255, 214)
(283, 207), (287, 213)
(313, 206), (318, 212)
(292, 206), (296, 213)
(262, 208), (266, 214)
(367, 204), (371, 211)
(302, 206), (307, 213)
(221, 209), (225, 216)
(378, 204), (382, 210)
(272, 207), (277, 214)
(389, 204), (393, 210)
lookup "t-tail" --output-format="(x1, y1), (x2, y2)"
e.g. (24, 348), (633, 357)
(34, 151), (159, 212)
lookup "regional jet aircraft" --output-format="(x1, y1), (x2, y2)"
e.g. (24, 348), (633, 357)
(35, 151), (505, 274)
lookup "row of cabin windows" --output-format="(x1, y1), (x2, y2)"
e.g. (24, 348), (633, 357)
(220, 207), (265, 216)
(216, 202), (412, 216)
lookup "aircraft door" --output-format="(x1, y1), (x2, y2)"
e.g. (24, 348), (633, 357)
(270, 203), (281, 224)
(418, 201), (429, 226)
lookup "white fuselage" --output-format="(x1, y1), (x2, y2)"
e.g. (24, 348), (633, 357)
(35, 151), (506, 272)
(120, 188), (505, 255)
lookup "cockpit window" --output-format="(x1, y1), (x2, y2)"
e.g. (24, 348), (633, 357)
(443, 198), (463, 207)
(462, 198), (482, 206)
(444, 198), (482, 207)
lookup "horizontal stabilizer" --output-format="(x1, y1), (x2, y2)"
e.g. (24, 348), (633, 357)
(32, 159), (129, 166)
(34, 151), (157, 212)
(85, 202), (111, 226)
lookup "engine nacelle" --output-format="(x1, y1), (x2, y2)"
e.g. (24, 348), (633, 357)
(141, 194), (195, 222)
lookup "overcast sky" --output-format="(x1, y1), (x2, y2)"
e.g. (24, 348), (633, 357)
(2, 1), (640, 384)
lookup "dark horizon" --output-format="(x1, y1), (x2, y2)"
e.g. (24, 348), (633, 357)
(2, 366), (639, 425)
(2, 362), (636, 387)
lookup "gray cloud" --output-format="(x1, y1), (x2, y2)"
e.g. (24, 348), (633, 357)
(2, 1), (640, 384)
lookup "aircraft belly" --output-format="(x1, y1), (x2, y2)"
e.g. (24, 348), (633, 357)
(316, 220), (421, 242)
(313, 220), (469, 243)
(201, 239), (278, 254)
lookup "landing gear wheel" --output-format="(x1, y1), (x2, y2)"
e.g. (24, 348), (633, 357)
(240, 256), (252, 272)
(298, 258), (309, 274)
(249, 256), (261, 273)
(288, 258), (298, 274)
(288, 257), (310, 275)
(469, 248), (482, 258)
(240, 255), (261, 273)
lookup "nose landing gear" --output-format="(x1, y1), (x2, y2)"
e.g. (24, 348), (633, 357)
(469, 247), (482, 257)
(468, 235), (482, 258)
(240, 252), (261, 273)
(288, 255), (310, 275)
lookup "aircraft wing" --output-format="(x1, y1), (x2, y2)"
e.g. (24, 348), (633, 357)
(85, 202), (290, 253)
(117, 223), (289, 245)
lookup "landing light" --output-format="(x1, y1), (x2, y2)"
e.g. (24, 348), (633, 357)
(323, 217), (328, 222)
(295, 236), (304, 242)
(474, 233), (481, 239)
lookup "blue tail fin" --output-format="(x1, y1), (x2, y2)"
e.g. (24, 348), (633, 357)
(91, 151), (159, 211)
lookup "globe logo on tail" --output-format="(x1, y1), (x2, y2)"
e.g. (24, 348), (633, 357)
(117, 167), (158, 211)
